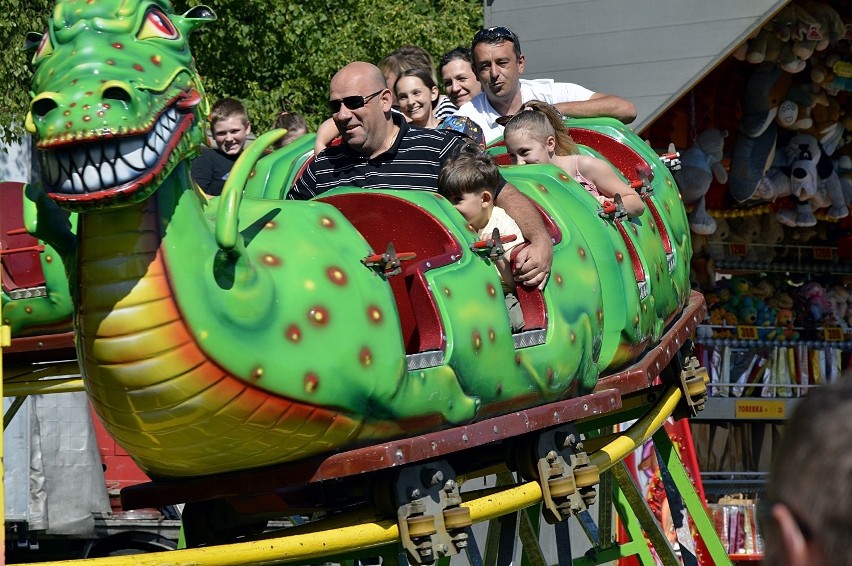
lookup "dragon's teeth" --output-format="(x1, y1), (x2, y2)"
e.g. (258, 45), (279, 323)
(82, 164), (101, 188)
(142, 144), (158, 167)
(100, 162), (115, 186)
(125, 147), (146, 170)
(70, 170), (84, 193)
(113, 159), (133, 184)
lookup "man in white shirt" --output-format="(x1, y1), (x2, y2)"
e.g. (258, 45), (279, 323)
(455, 26), (636, 144)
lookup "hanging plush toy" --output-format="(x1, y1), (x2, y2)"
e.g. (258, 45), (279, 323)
(777, 133), (849, 227)
(674, 129), (728, 234)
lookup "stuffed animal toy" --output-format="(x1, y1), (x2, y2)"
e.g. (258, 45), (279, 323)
(752, 167), (792, 202)
(801, 280), (831, 323)
(729, 65), (791, 202)
(808, 93), (844, 154)
(726, 216), (762, 262)
(776, 82), (825, 131)
(740, 4), (795, 62)
(777, 133), (848, 226)
(835, 145), (852, 207)
(746, 27), (787, 65)
(706, 216), (730, 262)
(674, 129), (728, 234)
(825, 285), (850, 329)
(768, 291), (795, 312)
(770, 308), (800, 340)
(799, 2), (846, 52)
(789, 2), (826, 62)
(751, 278), (776, 302)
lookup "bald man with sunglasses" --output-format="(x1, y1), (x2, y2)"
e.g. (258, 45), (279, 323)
(456, 26), (636, 144)
(289, 61), (553, 289)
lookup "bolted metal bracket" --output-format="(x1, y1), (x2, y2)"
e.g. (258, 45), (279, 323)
(677, 355), (710, 417)
(660, 143), (681, 172)
(598, 193), (628, 221)
(470, 227), (517, 261)
(514, 425), (600, 526)
(362, 242), (417, 276)
(394, 461), (472, 565)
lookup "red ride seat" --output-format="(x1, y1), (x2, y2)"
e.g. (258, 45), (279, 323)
(0, 181), (45, 293)
(317, 192), (459, 355)
(567, 128), (651, 184)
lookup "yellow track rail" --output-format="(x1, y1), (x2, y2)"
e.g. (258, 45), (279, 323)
(12, 383), (683, 566)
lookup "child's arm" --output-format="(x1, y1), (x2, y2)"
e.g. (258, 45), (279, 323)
(576, 155), (645, 217)
(313, 118), (340, 154)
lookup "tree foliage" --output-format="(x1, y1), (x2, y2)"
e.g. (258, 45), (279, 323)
(0, 0), (55, 146)
(178, 0), (483, 131)
(1, 0), (482, 145)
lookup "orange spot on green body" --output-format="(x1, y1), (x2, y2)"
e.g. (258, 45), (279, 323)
(367, 305), (383, 324)
(285, 325), (301, 342)
(308, 306), (329, 327)
(327, 267), (347, 286)
(261, 254), (281, 266)
(472, 331), (482, 352)
(304, 373), (319, 393)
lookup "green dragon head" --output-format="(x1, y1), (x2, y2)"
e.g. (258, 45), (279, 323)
(25, 0), (216, 209)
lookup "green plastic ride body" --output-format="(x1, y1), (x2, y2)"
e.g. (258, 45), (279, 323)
(10, 0), (692, 479)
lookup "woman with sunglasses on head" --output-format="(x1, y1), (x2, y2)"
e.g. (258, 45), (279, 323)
(439, 47), (482, 108)
(394, 68), (441, 129)
(503, 101), (644, 217)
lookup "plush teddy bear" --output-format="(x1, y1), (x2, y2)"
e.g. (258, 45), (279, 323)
(674, 129), (728, 235)
(808, 93), (844, 154)
(825, 285), (850, 329)
(770, 308), (800, 340)
(726, 216), (762, 262)
(706, 216), (730, 262)
(768, 291), (795, 312)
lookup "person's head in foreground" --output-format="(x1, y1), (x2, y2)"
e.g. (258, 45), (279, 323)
(761, 375), (852, 566)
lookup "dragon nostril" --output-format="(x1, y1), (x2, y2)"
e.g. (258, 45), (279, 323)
(103, 85), (132, 106)
(32, 98), (58, 118)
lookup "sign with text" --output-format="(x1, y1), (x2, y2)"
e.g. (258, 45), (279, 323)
(735, 400), (786, 419)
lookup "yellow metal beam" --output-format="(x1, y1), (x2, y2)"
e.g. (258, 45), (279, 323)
(3, 377), (85, 397)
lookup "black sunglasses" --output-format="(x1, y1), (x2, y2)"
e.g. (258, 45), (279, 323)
(473, 26), (517, 46)
(328, 89), (385, 113)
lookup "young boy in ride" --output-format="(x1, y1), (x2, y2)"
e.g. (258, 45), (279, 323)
(503, 101), (645, 217)
(438, 144), (525, 332)
(191, 97), (252, 197)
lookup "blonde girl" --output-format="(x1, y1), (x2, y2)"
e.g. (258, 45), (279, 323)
(503, 100), (645, 217)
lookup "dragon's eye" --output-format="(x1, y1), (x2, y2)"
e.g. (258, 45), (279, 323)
(32, 32), (53, 64)
(137, 8), (179, 40)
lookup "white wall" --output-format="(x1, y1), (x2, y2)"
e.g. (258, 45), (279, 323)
(484, 0), (788, 132)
